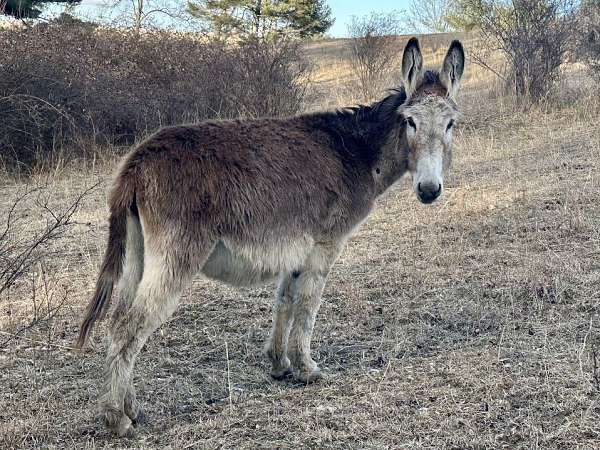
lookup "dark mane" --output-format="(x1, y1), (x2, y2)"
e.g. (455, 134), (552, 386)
(304, 85), (410, 168)
(420, 70), (443, 88)
(304, 70), (446, 168)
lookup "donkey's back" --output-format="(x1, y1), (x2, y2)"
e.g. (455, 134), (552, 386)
(123, 117), (374, 242)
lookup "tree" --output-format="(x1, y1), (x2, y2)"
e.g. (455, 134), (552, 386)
(97, 0), (188, 34)
(450, 0), (577, 101)
(187, 0), (334, 38)
(347, 12), (402, 101)
(1, 0), (81, 19)
(578, 0), (600, 78)
(405, 0), (456, 33)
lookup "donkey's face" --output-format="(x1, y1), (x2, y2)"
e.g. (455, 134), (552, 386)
(399, 38), (465, 204)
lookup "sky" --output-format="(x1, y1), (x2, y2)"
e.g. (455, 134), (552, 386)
(328, 0), (410, 37)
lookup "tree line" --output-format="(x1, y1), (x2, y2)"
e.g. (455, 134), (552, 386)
(1, 0), (333, 39)
(3, 0), (600, 104)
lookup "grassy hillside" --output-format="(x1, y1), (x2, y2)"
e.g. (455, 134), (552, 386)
(1, 33), (600, 449)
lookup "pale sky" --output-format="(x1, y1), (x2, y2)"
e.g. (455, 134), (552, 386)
(328, 0), (410, 37)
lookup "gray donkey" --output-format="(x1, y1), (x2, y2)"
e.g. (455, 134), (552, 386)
(77, 37), (465, 437)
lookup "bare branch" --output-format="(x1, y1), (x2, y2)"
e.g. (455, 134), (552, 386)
(0, 183), (99, 298)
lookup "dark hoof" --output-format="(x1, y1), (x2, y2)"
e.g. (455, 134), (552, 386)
(131, 409), (148, 427)
(293, 366), (322, 384)
(104, 411), (135, 438)
(270, 366), (293, 381)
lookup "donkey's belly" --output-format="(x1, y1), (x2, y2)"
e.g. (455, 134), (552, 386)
(201, 237), (314, 287)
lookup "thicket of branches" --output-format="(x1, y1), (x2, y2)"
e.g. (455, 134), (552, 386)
(0, 186), (93, 346)
(405, 0), (455, 33)
(454, 0), (577, 101)
(578, 0), (600, 79)
(347, 12), (401, 101)
(0, 20), (310, 170)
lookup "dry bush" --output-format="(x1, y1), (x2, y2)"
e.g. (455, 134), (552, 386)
(347, 12), (401, 101)
(0, 21), (310, 170)
(459, 0), (577, 102)
(211, 36), (311, 119)
(405, 0), (455, 33)
(577, 0), (600, 79)
(0, 185), (92, 345)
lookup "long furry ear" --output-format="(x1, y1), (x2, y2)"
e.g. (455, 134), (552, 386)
(401, 37), (424, 97)
(440, 40), (465, 99)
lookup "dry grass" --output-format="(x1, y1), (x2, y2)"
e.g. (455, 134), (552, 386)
(2, 35), (600, 449)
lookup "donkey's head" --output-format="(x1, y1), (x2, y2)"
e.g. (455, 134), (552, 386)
(399, 38), (465, 204)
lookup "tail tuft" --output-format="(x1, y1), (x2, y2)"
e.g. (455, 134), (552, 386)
(76, 275), (115, 348)
(76, 174), (134, 349)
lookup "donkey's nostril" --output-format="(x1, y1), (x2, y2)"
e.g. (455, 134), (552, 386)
(418, 182), (441, 194)
(417, 182), (442, 203)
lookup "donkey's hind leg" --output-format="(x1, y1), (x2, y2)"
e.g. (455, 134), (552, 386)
(265, 273), (297, 379)
(108, 214), (145, 424)
(100, 237), (212, 437)
(111, 214), (144, 320)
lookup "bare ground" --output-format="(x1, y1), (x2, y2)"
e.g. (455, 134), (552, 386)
(2, 59), (600, 449)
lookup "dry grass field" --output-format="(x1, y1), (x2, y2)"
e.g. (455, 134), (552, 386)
(2, 35), (600, 449)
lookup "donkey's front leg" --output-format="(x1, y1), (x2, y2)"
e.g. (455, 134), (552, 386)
(287, 242), (340, 383)
(265, 273), (296, 379)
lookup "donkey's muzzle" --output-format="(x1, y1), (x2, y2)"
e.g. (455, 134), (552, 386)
(417, 182), (442, 204)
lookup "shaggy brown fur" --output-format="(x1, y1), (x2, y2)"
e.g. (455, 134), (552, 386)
(77, 38), (465, 437)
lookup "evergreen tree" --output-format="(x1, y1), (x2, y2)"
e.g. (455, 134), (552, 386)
(1, 0), (81, 19)
(188, 0), (333, 38)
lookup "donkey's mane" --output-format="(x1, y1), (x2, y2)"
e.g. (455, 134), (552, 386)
(305, 70), (443, 168)
(334, 70), (442, 124)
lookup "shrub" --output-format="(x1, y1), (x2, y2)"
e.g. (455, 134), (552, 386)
(452, 0), (577, 102)
(578, 0), (600, 79)
(0, 21), (310, 169)
(347, 12), (401, 101)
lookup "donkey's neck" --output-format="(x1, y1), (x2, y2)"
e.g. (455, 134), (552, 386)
(307, 90), (410, 196)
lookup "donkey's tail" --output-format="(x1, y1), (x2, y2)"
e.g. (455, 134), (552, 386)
(76, 171), (137, 349)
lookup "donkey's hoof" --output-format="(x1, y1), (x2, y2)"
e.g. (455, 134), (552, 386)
(104, 410), (136, 438)
(271, 366), (293, 380)
(293, 366), (322, 384)
(131, 409), (148, 427)
(125, 399), (146, 426)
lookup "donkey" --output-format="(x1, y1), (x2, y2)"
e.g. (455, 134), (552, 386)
(77, 38), (465, 437)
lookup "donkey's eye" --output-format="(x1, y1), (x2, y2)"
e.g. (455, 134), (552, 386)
(446, 120), (455, 131)
(406, 117), (416, 129)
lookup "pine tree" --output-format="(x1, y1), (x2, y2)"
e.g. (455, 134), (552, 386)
(188, 0), (333, 38)
(1, 0), (81, 19)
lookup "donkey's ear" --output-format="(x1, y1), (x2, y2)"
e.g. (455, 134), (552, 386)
(440, 40), (465, 99)
(401, 37), (424, 97)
